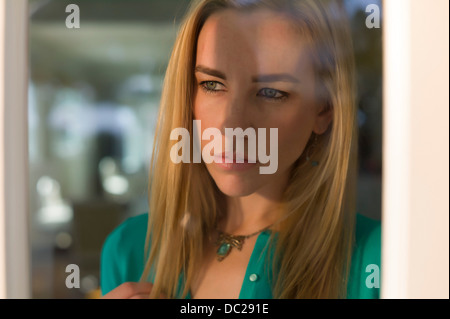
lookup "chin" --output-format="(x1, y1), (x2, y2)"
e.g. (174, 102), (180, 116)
(206, 166), (262, 197)
(215, 181), (257, 197)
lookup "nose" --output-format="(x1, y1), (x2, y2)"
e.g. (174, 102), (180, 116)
(217, 93), (256, 157)
(219, 94), (253, 135)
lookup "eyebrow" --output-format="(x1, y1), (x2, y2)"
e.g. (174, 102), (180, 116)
(195, 65), (300, 83)
(195, 65), (227, 80)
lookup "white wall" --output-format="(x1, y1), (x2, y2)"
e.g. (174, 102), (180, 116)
(382, 0), (449, 298)
(0, 0), (30, 299)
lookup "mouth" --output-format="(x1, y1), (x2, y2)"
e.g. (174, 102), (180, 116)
(214, 151), (258, 164)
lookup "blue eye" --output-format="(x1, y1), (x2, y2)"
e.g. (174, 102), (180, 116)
(200, 81), (225, 93)
(205, 81), (217, 90)
(258, 88), (288, 100)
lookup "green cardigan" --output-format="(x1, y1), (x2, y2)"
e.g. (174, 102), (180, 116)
(100, 213), (381, 299)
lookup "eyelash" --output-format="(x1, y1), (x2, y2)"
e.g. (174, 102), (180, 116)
(199, 81), (225, 95)
(198, 81), (289, 101)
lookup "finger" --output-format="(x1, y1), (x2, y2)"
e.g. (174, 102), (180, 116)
(130, 291), (167, 299)
(102, 282), (153, 299)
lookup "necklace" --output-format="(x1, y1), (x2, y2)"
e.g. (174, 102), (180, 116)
(215, 224), (273, 262)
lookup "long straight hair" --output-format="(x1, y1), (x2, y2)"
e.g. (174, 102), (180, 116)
(141, 0), (358, 299)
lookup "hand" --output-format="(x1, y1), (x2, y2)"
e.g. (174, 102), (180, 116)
(101, 282), (165, 299)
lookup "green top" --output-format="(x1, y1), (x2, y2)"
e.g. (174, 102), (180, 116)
(100, 213), (381, 299)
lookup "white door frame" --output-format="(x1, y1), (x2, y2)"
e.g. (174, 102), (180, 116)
(0, 0), (30, 299)
(382, 0), (449, 298)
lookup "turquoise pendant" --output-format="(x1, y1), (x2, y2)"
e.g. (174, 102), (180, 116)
(215, 233), (245, 261)
(217, 243), (231, 261)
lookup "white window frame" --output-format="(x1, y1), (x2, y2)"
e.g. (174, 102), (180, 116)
(382, 0), (449, 298)
(0, 0), (30, 299)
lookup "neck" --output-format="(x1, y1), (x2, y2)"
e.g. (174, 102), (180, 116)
(220, 171), (290, 235)
(222, 196), (280, 235)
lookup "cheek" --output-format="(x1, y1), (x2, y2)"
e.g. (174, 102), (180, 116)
(192, 90), (203, 121)
(193, 90), (222, 126)
(194, 94), (215, 144)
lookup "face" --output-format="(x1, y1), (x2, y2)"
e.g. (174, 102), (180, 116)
(193, 8), (332, 198)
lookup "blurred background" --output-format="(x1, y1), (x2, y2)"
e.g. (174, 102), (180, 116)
(28, 0), (382, 298)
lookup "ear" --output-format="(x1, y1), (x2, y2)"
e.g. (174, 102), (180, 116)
(312, 103), (333, 135)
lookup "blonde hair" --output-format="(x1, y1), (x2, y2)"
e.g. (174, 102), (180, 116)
(141, 0), (357, 299)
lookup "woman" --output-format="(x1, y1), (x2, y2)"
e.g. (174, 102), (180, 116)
(101, 0), (381, 299)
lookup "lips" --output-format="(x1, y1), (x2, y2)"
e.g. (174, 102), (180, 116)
(214, 151), (258, 164)
(212, 151), (258, 172)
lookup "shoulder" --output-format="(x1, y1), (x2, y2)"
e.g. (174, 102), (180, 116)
(100, 213), (149, 295)
(347, 213), (382, 299)
(102, 213), (148, 257)
(107, 213), (148, 242)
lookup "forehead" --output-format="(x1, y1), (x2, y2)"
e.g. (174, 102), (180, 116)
(196, 8), (312, 75)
